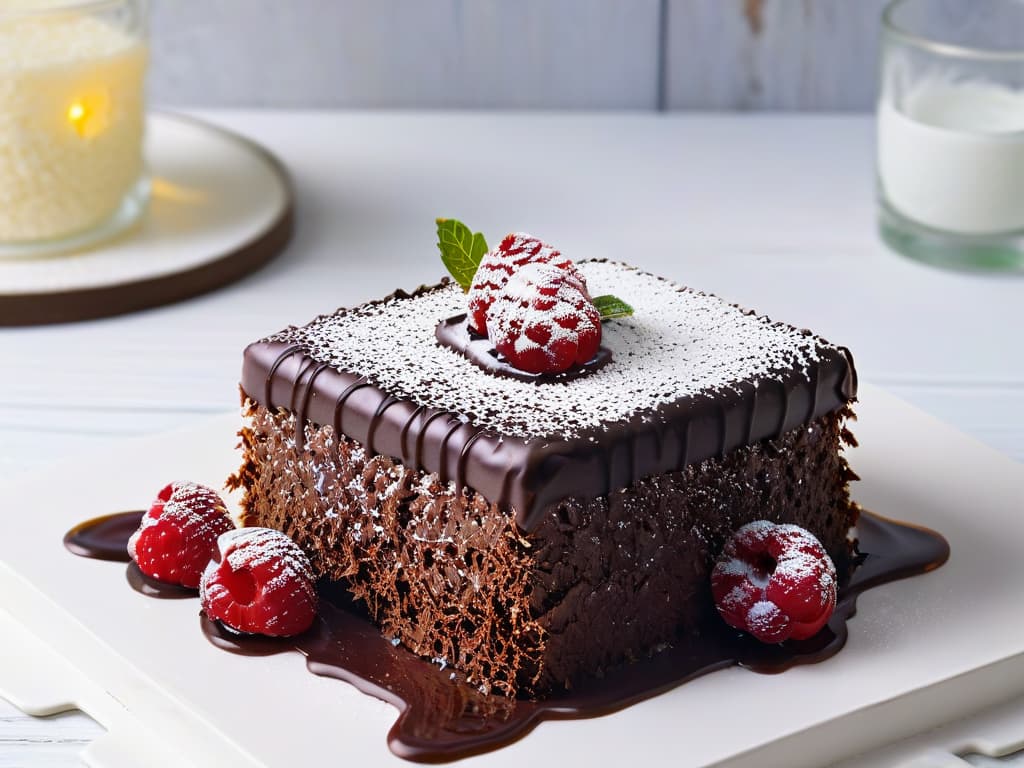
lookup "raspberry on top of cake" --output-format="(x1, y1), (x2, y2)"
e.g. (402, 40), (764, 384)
(241, 258), (855, 531)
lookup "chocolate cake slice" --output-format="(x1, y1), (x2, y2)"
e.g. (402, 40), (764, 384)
(230, 260), (858, 697)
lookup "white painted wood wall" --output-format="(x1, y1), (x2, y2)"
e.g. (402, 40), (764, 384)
(149, 0), (898, 110)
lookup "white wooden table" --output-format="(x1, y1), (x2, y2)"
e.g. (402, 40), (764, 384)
(0, 111), (1020, 766)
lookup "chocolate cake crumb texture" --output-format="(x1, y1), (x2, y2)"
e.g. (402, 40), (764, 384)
(268, 261), (836, 439)
(232, 400), (856, 696)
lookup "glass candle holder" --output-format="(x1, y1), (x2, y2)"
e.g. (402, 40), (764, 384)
(878, 0), (1024, 271)
(0, 0), (148, 258)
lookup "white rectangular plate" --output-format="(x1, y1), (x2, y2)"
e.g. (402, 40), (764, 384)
(0, 382), (1021, 768)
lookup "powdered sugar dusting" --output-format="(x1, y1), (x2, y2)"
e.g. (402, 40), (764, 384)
(200, 527), (317, 633)
(772, 523), (837, 592)
(271, 261), (832, 439)
(126, 481), (227, 564)
(466, 232), (577, 334)
(711, 519), (838, 643)
(746, 600), (784, 635)
(488, 260), (600, 372)
(215, 527), (315, 585)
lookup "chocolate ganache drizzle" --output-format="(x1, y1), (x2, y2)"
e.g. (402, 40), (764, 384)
(64, 510), (948, 763)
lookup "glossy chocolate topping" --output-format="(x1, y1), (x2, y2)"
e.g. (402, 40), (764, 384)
(434, 313), (612, 383)
(63, 511), (141, 561)
(241, 283), (857, 531)
(127, 561), (198, 599)
(64, 510), (949, 763)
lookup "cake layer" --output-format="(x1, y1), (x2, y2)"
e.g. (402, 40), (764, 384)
(242, 263), (856, 530)
(232, 400), (857, 697)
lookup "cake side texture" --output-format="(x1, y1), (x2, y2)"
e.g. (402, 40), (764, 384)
(231, 399), (858, 696)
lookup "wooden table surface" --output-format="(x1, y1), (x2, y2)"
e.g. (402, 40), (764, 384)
(0, 111), (1020, 766)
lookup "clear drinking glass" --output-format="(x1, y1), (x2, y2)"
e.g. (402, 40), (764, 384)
(878, 0), (1024, 271)
(0, 0), (149, 258)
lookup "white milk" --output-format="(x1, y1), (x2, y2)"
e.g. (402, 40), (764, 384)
(0, 9), (147, 242)
(878, 79), (1024, 234)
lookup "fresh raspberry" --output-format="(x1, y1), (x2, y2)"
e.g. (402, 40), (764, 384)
(466, 233), (584, 335)
(486, 260), (601, 374)
(711, 521), (837, 644)
(127, 481), (234, 588)
(200, 527), (317, 637)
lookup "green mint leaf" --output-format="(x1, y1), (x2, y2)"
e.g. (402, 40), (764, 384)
(436, 218), (488, 291)
(593, 294), (634, 320)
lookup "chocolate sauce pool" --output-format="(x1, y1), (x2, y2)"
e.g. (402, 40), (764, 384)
(64, 510), (948, 763)
(126, 561), (198, 599)
(63, 512), (143, 561)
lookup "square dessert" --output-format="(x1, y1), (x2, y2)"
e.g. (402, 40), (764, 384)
(231, 259), (857, 697)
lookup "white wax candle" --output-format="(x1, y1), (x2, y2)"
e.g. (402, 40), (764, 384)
(878, 79), (1024, 235)
(0, 5), (147, 242)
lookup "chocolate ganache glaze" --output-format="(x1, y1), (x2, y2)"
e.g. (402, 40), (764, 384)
(241, 280), (857, 532)
(64, 509), (949, 763)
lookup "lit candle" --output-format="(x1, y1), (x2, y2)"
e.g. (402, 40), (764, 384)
(0, 0), (147, 247)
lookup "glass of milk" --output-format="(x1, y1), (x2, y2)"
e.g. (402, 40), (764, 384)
(879, 0), (1024, 271)
(0, 0), (148, 258)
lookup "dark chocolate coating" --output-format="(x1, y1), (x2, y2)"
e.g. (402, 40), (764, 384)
(241, 283), (857, 531)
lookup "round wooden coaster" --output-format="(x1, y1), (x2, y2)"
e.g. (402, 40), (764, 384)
(0, 112), (293, 326)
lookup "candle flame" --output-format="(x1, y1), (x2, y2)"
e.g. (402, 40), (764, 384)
(66, 93), (110, 139)
(67, 101), (89, 136)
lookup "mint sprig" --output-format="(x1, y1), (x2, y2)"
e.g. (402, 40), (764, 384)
(592, 294), (634, 320)
(435, 218), (634, 321)
(436, 218), (488, 291)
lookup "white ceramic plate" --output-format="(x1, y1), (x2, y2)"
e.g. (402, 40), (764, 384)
(0, 382), (1021, 768)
